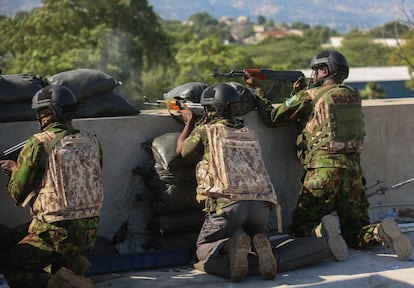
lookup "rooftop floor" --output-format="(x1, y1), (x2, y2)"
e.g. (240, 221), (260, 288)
(93, 232), (414, 288)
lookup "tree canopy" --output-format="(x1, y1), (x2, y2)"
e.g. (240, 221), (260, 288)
(0, 2), (413, 107)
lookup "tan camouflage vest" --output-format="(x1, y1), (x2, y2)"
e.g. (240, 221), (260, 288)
(195, 123), (278, 206)
(302, 84), (364, 163)
(31, 130), (104, 223)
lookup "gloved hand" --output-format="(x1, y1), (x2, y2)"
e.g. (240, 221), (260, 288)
(243, 71), (261, 89)
(292, 78), (307, 93)
(0, 160), (17, 176)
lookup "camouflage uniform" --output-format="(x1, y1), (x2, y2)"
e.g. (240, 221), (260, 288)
(4, 122), (102, 288)
(181, 117), (275, 261)
(256, 85), (380, 249)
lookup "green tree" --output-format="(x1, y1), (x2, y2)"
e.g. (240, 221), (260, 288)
(368, 21), (410, 38)
(303, 25), (338, 46)
(257, 15), (266, 25)
(0, 0), (172, 106)
(244, 36), (319, 69)
(174, 36), (254, 85)
(339, 32), (392, 67)
(360, 82), (386, 99)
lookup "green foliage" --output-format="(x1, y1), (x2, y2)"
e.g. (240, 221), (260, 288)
(303, 25), (339, 45)
(291, 22), (311, 31)
(0, 0), (172, 106)
(1, 5), (414, 107)
(161, 12), (232, 43)
(339, 34), (392, 67)
(257, 15), (266, 25)
(360, 82), (386, 99)
(368, 21), (410, 38)
(243, 36), (319, 69)
(174, 36), (254, 85)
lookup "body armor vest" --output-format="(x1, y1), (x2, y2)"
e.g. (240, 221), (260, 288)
(195, 123), (278, 205)
(31, 130), (104, 223)
(302, 84), (364, 163)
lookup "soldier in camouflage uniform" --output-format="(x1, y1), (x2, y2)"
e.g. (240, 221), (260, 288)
(0, 85), (104, 287)
(244, 50), (412, 261)
(176, 83), (278, 282)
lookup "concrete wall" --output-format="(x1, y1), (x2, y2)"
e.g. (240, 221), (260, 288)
(1, 99), (414, 252)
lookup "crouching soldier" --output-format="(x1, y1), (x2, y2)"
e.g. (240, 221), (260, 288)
(0, 85), (104, 288)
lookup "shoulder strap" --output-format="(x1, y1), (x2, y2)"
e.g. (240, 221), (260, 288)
(45, 130), (70, 153)
(311, 84), (336, 105)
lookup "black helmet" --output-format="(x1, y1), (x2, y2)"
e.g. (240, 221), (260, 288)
(32, 85), (77, 121)
(200, 83), (241, 117)
(310, 50), (349, 82)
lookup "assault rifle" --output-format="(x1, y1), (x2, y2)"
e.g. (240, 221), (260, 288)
(212, 67), (306, 100)
(0, 140), (27, 161)
(366, 178), (414, 198)
(143, 96), (205, 116)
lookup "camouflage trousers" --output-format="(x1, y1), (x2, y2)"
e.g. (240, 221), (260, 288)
(4, 217), (99, 288)
(291, 166), (381, 249)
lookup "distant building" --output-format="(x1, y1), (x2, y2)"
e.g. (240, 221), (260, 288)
(243, 25), (304, 44)
(322, 37), (406, 48)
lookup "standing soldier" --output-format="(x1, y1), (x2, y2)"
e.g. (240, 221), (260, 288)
(0, 85), (104, 287)
(244, 50), (412, 261)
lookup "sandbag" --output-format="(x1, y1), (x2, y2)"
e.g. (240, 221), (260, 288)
(0, 74), (47, 103)
(0, 102), (36, 122)
(164, 82), (208, 103)
(76, 91), (140, 118)
(48, 68), (121, 100)
(148, 132), (199, 171)
(226, 81), (256, 116)
(146, 210), (205, 236)
(150, 182), (202, 214)
(153, 163), (197, 183)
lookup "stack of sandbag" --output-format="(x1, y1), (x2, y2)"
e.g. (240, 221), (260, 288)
(0, 68), (139, 122)
(162, 82), (208, 122)
(48, 68), (139, 118)
(140, 132), (204, 257)
(0, 74), (47, 122)
(226, 81), (256, 116)
(163, 82), (208, 103)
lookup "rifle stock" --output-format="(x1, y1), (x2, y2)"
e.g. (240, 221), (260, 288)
(0, 140), (27, 161)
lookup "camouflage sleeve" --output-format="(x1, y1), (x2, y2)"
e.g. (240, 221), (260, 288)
(8, 136), (47, 206)
(181, 125), (205, 159)
(256, 90), (312, 127)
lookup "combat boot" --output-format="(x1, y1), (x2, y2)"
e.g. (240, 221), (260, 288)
(314, 214), (348, 261)
(377, 218), (412, 261)
(48, 267), (95, 288)
(252, 234), (277, 280)
(227, 234), (251, 282)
